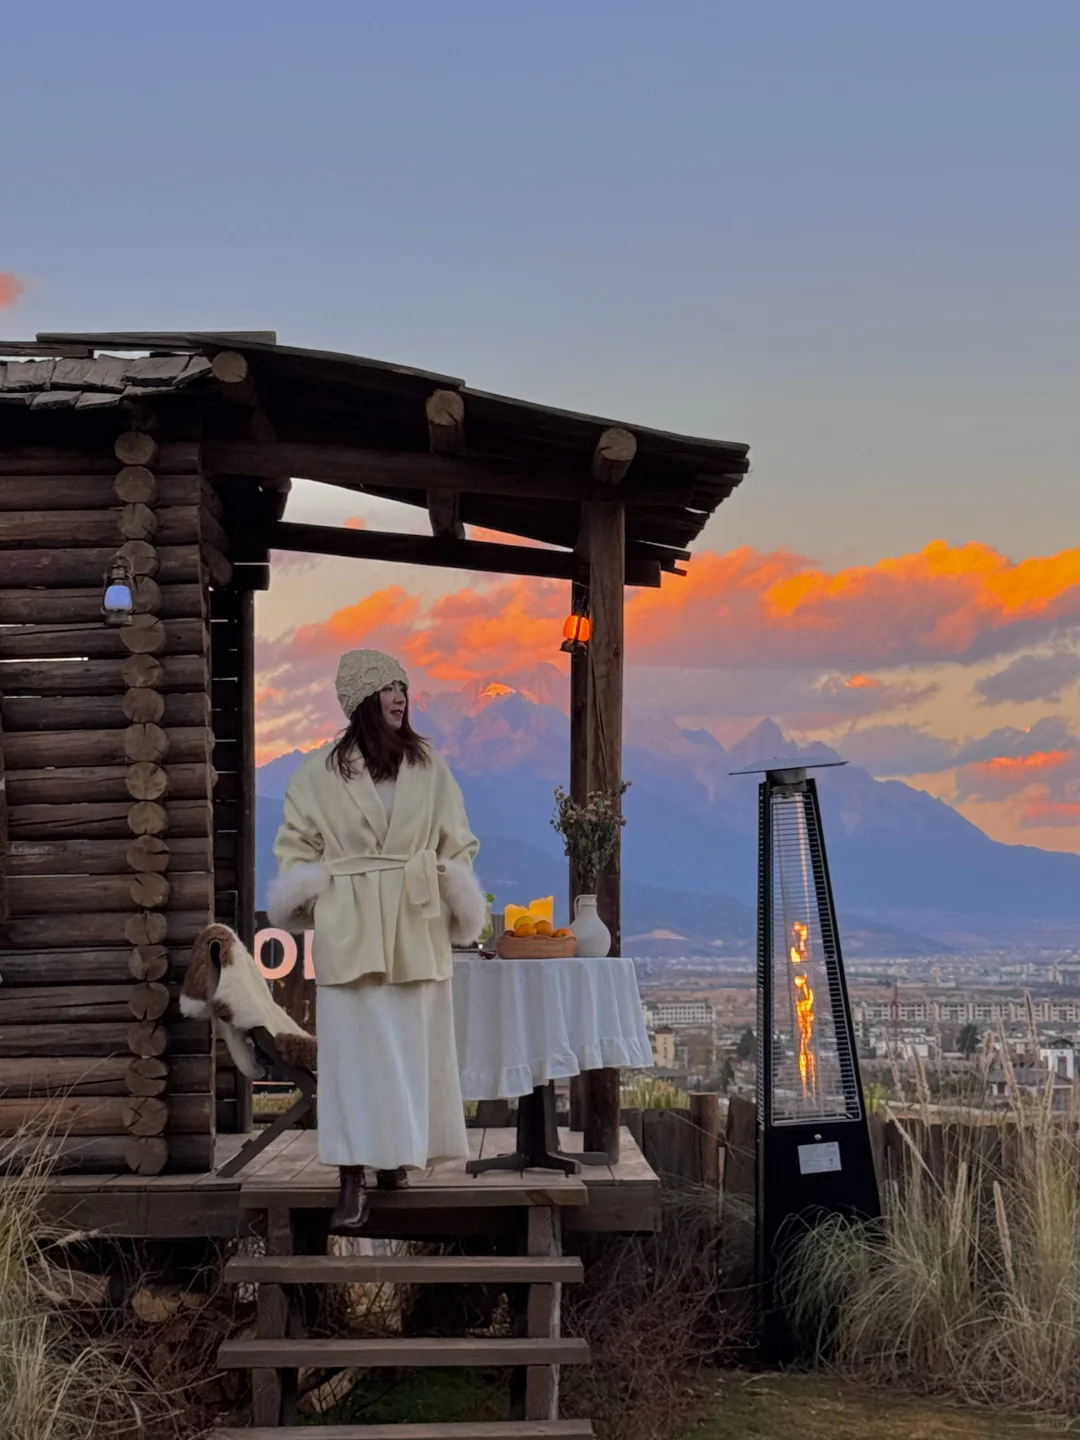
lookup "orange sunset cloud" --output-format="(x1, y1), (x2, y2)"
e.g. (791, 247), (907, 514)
(256, 538), (1080, 765)
(0, 273), (25, 308)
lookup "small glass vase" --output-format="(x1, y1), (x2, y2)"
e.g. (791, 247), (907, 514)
(571, 894), (612, 958)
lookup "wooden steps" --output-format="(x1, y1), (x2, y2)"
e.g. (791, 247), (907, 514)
(225, 1254), (584, 1286)
(218, 1337), (590, 1369)
(209, 1423), (593, 1439)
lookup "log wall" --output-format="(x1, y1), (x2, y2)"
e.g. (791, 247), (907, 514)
(0, 432), (227, 1173)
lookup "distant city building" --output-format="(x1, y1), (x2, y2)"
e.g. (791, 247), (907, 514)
(643, 1000), (716, 1029)
(652, 1027), (677, 1069)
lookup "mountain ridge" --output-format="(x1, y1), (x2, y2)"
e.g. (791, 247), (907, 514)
(255, 677), (1080, 950)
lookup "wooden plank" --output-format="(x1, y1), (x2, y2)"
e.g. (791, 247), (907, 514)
(582, 1068), (620, 1166)
(270, 521), (662, 589)
(206, 437), (603, 501)
(217, 1337), (590, 1369)
(0, 655), (208, 696)
(583, 499), (625, 953)
(8, 836), (211, 876)
(9, 871), (211, 913)
(0, 620), (208, 661)
(0, 983), (168, 1022)
(0, 443), (200, 476)
(0, 697), (8, 935)
(0, 584), (205, 626)
(4, 728), (210, 768)
(209, 1426), (593, 1439)
(6, 764), (213, 805)
(0, 505), (208, 549)
(690, 1092), (721, 1189)
(1, 910), (210, 949)
(1, 692), (209, 733)
(225, 1255), (583, 1285)
(0, 1020), (210, 1058)
(252, 1205), (293, 1427)
(0, 946), (186, 985)
(0, 1054), (211, 1097)
(209, 1425), (593, 1439)
(0, 1093), (213, 1137)
(0, 545), (204, 588)
(525, 1205), (563, 1422)
(0, 475), (202, 512)
(4, 1131), (214, 1173)
(9, 799), (213, 841)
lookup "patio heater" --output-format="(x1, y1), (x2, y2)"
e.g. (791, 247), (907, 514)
(731, 758), (880, 1354)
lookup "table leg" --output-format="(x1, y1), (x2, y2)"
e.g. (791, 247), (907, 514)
(467, 1084), (609, 1175)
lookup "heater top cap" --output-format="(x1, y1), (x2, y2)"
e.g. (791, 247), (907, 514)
(728, 756), (848, 777)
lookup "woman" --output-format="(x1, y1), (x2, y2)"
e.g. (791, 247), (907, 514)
(268, 648), (486, 1234)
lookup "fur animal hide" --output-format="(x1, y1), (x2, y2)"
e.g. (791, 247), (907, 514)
(267, 860), (330, 931)
(181, 924), (317, 1079)
(439, 856), (487, 946)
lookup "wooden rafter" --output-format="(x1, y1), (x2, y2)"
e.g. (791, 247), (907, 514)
(425, 389), (466, 539)
(200, 437), (689, 506)
(592, 427), (636, 487)
(268, 520), (662, 587)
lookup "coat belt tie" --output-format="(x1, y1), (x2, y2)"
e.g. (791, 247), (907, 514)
(324, 851), (443, 921)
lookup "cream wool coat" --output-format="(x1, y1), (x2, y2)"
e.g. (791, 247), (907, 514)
(269, 744), (484, 987)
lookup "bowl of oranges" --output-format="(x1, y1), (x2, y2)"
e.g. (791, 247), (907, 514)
(496, 914), (577, 959)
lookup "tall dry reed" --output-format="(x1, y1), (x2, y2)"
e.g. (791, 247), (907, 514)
(784, 1023), (1080, 1417)
(0, 1137), (164, 1440)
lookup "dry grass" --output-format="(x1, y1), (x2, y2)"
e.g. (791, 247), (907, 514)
(686, 1370), (1040, 1440)
(563, 1183), (740, 1440)
(0, 1140), (165, 1440)
(783, 1025), (1080, 1419)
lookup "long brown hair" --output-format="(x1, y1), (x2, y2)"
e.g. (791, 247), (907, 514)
(327, 688), (430, 783)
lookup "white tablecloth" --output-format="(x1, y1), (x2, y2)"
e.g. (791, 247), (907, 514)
(451, 954), (654, 1101)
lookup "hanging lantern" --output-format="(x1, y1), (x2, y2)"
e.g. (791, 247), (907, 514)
(102, 554), (135, 626)
(560, 608), (591, 655)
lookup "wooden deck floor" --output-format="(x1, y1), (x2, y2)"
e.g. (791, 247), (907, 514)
(29, 1126), (660, 1239)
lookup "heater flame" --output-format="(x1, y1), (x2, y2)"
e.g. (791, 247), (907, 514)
(789, 920), (817, 1097)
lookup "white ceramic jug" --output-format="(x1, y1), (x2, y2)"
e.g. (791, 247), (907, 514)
(571, 894), (612, 958)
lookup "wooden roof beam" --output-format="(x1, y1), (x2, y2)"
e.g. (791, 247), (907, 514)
(209, 351), (290, 520)
(592, 427), (637, 487)
(200, 438), (689, 506)
(425, 389), (466, 539)
(268, 520), (663, 587)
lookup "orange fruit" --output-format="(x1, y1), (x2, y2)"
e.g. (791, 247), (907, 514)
(534, 919), (554, 937)
(554, 927), (572, 938)
(514, 917), (537, 936)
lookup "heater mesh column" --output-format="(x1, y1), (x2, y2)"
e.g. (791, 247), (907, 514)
(762, 781), (862, 1125)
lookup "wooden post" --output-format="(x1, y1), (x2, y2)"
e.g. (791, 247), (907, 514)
(581, 500), (625, 1163)
(690, 1092), (722, 1189)
(524, 1205), (563, 1421)
(0, 697), (8, 938)
(252, 1205), (296, 1426)
(582, 500), (624, 951)
(582, 1067), (621, 1163)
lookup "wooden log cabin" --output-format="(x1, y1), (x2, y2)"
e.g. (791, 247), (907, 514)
(0, 330), (750, 1178)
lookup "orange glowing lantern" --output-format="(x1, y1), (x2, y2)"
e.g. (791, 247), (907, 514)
(560, 610), (591, 654)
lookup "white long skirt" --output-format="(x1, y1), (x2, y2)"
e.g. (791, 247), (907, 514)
(315, 977), (469, 1171)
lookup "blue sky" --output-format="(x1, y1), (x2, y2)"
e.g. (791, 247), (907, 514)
(4, 1), (1078, 566)
(5, 3), (1080, 853)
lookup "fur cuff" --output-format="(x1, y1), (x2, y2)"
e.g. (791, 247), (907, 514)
(268, 862), (330, 930)
(439, 857), (487, 946)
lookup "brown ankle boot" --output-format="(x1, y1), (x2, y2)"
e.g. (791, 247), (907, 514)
(376, 1167), (408, 1191)
(329, 1166), (369, 1235)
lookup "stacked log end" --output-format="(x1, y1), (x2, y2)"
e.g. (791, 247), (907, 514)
(115, 432), (173, 1175)
(0, 431), (219, 1175)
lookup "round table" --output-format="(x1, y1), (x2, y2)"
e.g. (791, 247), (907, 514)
(451, 953), (653, 1173)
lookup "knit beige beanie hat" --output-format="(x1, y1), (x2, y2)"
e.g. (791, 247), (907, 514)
(335, 649), (409, 719)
